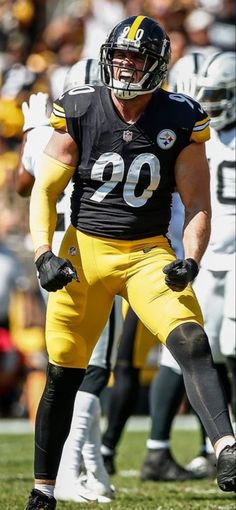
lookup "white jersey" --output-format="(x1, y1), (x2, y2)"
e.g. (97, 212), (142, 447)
(22, 126), (73, 253)
(161, 127), (236, 369)
(201, 126), (236, 271)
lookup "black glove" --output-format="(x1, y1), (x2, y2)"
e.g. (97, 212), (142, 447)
(163, 258), (199, 292)
(35, 250), (79, 292)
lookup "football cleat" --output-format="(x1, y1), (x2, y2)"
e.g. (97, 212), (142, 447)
(24, 489), (56, 510)
(102, 453), (116, 475)
(217, 443), (236, 492)
(185, 453), (216, 479)
(140, 448), (199, 481)
(84, 469), (116, 503)
(54, 479), (98, 503)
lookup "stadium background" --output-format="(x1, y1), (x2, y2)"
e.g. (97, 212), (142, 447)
(0, 0), (235, 422)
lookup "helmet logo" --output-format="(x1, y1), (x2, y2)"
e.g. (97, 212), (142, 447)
(157, 129), (176, 150)
(123, 130), (133, 142)
(118, 27), (144, 47)
(120, 26), (130, 38)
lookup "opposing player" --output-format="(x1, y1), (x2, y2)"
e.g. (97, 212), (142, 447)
(16, 60), (121, 503)
(141, 50), (236, 481)
(25, 16), (236, 510)
(188, 50), (236, 472)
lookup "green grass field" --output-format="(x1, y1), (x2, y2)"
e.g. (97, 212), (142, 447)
(0, 427), (235, 510)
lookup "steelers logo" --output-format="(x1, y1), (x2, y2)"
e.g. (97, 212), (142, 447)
(157, 129), (176, 150)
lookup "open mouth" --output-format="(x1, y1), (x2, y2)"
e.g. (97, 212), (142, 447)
(119, 69), (135, 83)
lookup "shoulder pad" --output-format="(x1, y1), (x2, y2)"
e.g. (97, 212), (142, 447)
(167, 92), (210, 143)
(50, 85), (96, 131)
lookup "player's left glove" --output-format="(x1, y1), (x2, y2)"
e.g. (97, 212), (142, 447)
(163, 258), (199, 292)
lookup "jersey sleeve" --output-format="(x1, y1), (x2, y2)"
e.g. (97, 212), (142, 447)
(190, 103), (210, 143)
(49, 96), (68, 131)
(49, 88), (95, 138)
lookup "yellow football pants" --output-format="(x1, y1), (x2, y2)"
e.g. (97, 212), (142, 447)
(46, 226), (203, 368)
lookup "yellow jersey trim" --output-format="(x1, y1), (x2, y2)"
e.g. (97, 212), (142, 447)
(194, 116), (211, 128)
(52, 103), (65, 113)
(49, 112), (67, 131)
(190, 125), (210, 143)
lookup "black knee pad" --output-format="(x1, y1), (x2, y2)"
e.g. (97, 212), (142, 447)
(166, 322), (212, 369)
(43, 362), (85, 401)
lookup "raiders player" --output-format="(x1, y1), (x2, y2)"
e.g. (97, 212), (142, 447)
(25, 16), (235, 510)
(188, 50), (236, 472)
(141, 51), (236, 481)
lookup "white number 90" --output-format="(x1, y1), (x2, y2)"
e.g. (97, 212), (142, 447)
(90, 152), (160, 207)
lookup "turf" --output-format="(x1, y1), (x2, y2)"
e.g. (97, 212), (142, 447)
(0, 427), (235, 509)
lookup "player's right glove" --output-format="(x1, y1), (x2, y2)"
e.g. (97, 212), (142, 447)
(35, 251), (79, 292)
(163, 258), (199, 292)
(22, 92), (50, 132)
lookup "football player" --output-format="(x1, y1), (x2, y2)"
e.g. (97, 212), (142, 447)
(187, 50), (236, 473)
(16, 59), (121, 503)
(25, 16), (236, 510)
(141, 50), (236, 481)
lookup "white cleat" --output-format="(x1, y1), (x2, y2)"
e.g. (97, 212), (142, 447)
(83, 469), (116, 503)
(54, 479), (98, 503)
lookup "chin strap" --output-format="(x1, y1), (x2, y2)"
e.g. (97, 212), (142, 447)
(113, 88), (139, 100)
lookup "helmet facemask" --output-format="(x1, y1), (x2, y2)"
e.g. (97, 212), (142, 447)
(100, 41), (169, 100)
(195, 81), (235, 130)
(194, 51), (236, 131)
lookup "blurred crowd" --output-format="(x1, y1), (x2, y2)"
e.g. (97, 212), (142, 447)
(0, 0), (235, 422)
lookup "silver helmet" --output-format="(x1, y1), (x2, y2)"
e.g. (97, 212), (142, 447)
(195, 51), (236, 130)
(63, 58), (101, 92)
(168, 52), (205, 96)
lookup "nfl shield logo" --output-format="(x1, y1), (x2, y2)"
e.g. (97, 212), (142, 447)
(123, 130), (133, 142)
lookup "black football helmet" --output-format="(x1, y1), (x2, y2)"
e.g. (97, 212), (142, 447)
(100, 15), (171, 99)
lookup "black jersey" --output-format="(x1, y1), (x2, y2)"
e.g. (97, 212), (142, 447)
(50, 85), (210, 240)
